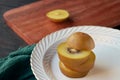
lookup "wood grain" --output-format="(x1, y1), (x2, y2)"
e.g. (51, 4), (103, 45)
(3, 0), (120, 44)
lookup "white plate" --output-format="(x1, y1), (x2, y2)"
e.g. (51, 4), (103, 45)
(30, 26), (120, 80)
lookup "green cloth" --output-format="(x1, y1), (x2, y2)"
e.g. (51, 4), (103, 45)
(0, 45), (36, 80)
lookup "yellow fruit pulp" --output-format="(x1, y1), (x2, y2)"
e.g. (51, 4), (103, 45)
(46, 9), (69, 22)
(64, 51), (96, 72)
(57, 42), (91, 65)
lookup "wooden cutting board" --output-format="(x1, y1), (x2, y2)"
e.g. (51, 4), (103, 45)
(3, 0), (120, 44)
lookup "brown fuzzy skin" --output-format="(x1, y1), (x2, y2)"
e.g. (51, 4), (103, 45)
(66, 32), (95, 50)
(59, 61), (89, 78)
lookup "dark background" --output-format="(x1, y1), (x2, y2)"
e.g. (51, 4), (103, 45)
(0, 0), (120, 58)
(0, 0), (36, 58)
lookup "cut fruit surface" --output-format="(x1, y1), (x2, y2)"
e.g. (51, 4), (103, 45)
(46, 9), (69, 22)
(57, 42), (91, 65)
(64, 51), (96, 72)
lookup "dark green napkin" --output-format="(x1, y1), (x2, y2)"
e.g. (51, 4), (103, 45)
(0, 45), (36, 80)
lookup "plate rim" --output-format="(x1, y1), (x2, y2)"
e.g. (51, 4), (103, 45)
(30, 25), (120, 80)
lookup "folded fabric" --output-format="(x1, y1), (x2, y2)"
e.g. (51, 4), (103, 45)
(0, 45), (36, 80)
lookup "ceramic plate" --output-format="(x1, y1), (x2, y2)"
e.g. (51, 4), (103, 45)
(30, 26), (120, 80)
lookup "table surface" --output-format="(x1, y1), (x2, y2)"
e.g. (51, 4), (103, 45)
(4, 0), (120, 45)
(0, 0), (120, 58)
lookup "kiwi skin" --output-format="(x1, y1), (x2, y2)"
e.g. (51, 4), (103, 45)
(66, 32), (95, 50)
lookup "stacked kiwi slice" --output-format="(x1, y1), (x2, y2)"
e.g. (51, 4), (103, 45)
(57, 32), (96, 78)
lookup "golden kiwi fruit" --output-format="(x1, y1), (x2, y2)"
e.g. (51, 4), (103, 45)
(57, 42), (91, 65)
(46, 9), (69, 22)
(57, 32), (95, 78)
(64, 51), (95, 72)
(66, 32), (95, 50)
(59, 61), (89, 78)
